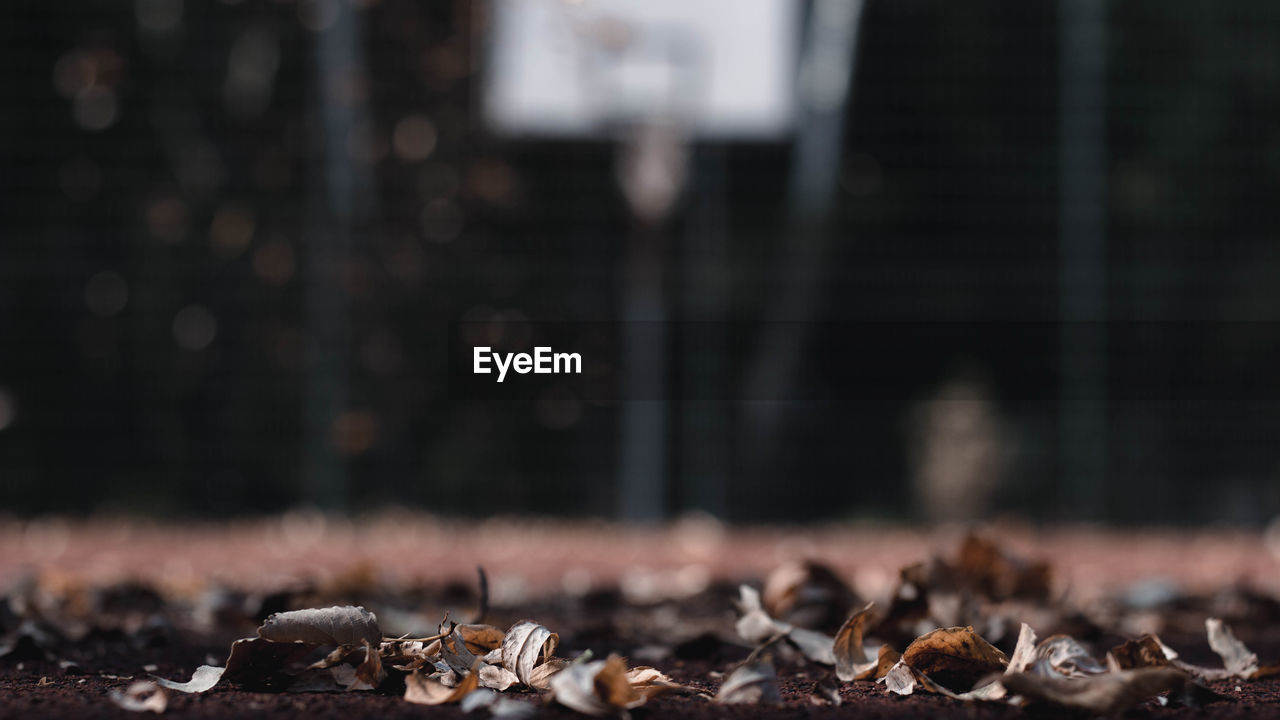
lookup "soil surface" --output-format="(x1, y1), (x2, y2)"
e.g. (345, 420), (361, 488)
(3, 516), (1280, 718)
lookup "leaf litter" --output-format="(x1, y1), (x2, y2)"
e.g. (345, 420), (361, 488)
(4, 529), (1280, 717)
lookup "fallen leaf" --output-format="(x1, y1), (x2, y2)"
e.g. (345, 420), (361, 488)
(405, 663), (480, 705)
(735, 585), (837, 665)
(952, 534), (1052, 601)
(478, 663), (520, 691)
(499, 620), (559, 688)
(833, 602), (878, 681)
(809, 674), (842, 706)
(461, 688), (538, 718)
(1110, 634), (1174, 670)
(525, 657), (570, 691)
(109, 680), (168, 714)
(788, 627), (837, 665)
(881, 659), (956, 697)
(900, 626), (1008, 691)
(153, 665), (225, 693)
(1001, 667), (1187, 716)
(761, 560), (858, 630)
(714, 659), (781, 705)
(734, 585), (788, 644)
(870, 645), (902, 679)
(624, 665), (686, 702)
(549, 655), (642, 716)
(1206, 617), (1258, 678)
(257, 605), (381, 647)
(456, 624), (506, 655)
(1036, 634), (1107, 677)
(1006, 623), (1038, 674)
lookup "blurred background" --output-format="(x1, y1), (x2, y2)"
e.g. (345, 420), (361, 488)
(2, 0), (1280, 527)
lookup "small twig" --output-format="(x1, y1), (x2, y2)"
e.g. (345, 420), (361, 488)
(385, 629), (451, 644)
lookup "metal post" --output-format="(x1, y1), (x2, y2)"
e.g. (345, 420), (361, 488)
(1058, 0), (1108, 519)
(303, 2), (373, 511)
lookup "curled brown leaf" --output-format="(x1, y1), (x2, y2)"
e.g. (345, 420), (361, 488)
(900, 625), (1008, 691)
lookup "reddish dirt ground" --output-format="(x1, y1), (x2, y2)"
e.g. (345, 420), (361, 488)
(3, 515), (1280, 718)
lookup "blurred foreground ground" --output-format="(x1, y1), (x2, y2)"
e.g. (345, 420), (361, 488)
(4, 514), (1280, 602)
(3, 515), (1280, 718)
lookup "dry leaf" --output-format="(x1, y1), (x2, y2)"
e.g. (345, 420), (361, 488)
(788, 627), (837, 665)
(1036, 634), (1107, 677)
(455, 624), (506, 655)
(1006, 623), (1037, 674)
(461, 688), (538, 718)
(714, 659), (781, 705)
(900, 626), (1007, 691)
(153, 665), (225, 693)
(833, 602), (878, 681)
(1110, 634), (1174, 670)
(405, 664), (480, 705)
(441, 629), (479, 675)
(345, 640), (384, 690)
(761, 560), (858, 630)
(1206, 617), (1258, 678)
(881, 659), (955, 697)
(109, 680), (168, 714)
(257, 605), (381, 647)
(624, 665), (685, 702)
(952, 534), (1052, 601)
(525, 657), (570, 691)
(1001, 667), (1187, 717)
(871, 645), (902, 679)
(735, 585), (836, 665)
(478, 663), (520, 691)
(809, 674), (843, 706)
(499, 620), (559, 687)
(734, 585), (788, 644)
(218, 634), (382, 692)
(549, 655), (643, 716)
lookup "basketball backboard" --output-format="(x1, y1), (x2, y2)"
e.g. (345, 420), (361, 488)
(484, 0), (799, 140)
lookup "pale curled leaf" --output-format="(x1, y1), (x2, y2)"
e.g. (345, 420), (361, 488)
(1005, 623), (1038, 674)
(789, 627), (836, 665)
(257, 606), (381, 647)
(881, 659), (955, 697)
(153, 665), (225, 693)
(833, 602), (877, 681)
(478, 663), (520, 691)
(1001, 667), (1187, 716)
(715, 660), (781, 705)
(1034, 635), (1105, 676)
(109, 681), (168, 714)
(735, 585), (789, 644)
(462, 689), (538, 718)
(499, 620), (560, 688)
(1206, 618), (1258, 679)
